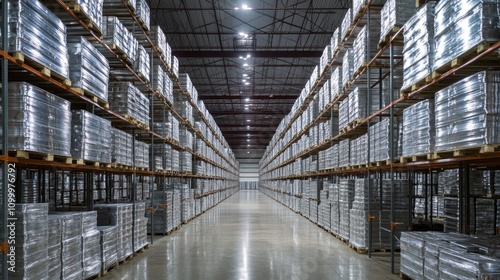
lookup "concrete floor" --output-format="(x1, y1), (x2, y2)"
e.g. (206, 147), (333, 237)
(105, 191), (401, 280)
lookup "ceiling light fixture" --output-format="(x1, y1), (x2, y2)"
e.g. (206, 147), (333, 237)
(245, 82), (250, 85)
(242, 74), (248, 77)
(247, 126), (250, 129)
(242, 4), (252, 10)
(239, 32), (249, 38)
(246, 54), (251, 58)
(247, 119), (251, 122)
(245, 98), (250, 102)
(243, 63), (248, 67)
(242, 79), (247, 82)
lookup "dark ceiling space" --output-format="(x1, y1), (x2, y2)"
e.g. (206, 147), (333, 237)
(147, 0), (349, 154)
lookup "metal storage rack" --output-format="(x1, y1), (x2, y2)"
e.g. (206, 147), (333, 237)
(0, 1), (239, 278)
(258, 0), (500, 274)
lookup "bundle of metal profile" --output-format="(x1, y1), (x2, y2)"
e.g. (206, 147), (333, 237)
(180, 128), (194, 150)
(10, 203), (49, 280)
(438, 169), (486, 196)
(181, 151), (193, 173)
(402, 99), (435, 157)
(320, 45), (331, 72)
(152, 143), (171, 171)
(4, 0), (69, 79)
(171, 56), (179, 78)
(52, 212), (83, 280)
(401, 2), (436, 92)
(339, 179), (355, 240)
(471, 198), (496, 235)
(379, 209), (409, 249)
(97, 226), (117, 270)
(380, 0), (415, 42)
(151, 65), (165, 95)
(381, 67), (403, 107)
(101, 16), (137, 64)
(339, 139), (351, 167)
(348, 87), (374, 124)
(20, 170), (38, 203)
(435, 71), (500, 152)
(174, 97), (194, 125)
(135, 0), (150, 31)
(48, 215), (62, 279)
(342, 49), (354, 89)
(108, 82), (150, 126)
(134, 203), (148, 251)
(434, 0), (500, 72)
(94, 204), (134, 261)
(349, 179), (381, 249)
(179, 73), (193, 96)
(67, 36), (109, 102)
(150, 25), (167, 57)
(103, 0), (136, 14)
(111, 128), (133, 166)
(136, 140), (150, 169)
(134, 44), (150, 83)
(443, 197), (460, 233)
(330, 67), (342, 100)
(380, 178), (409, 210)
(1, 82), (72, 157)
(340, 8), (352, 41)
(71, 110), (112, 163)
(339, 98), (349, 131)
(368, 118), (401, 163)
(353, 23), (381, 75)
(173, 189), (182, 227)
(172, 149), (180, 172)
(43, 0), (104, 36)
(81, 211), (101, 279)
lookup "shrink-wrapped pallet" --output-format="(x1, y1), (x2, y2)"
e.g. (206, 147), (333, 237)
(101, 16), (137, 64)
(103, 0), (136, 13)
(380, 0), (415, 42)
(71, 110), (112, 163)
(134, 203), (148, 251)
(111, 128), (133, 166)
(171, 55), (179, 78)
(435, 71), (500, 152)
(369, 118), (401, 162)
(135, 0), (150, 31)
(340, 8), (352, 41)
(2, 0), (69, 78)
(339, 179), (355, 240)
(150, 25), (167, 57)
(402, 99), (435, 156)
(342, 49), (354, 89)
(47, 215), (61, 279)
(94, 204), (133, 261)
(330, 67), (342, 100)
(45, 0), (104, 35)
(108, 82), (150, 126)
(97, 226), (117, 270)
(135, 44), (150, 82)
(434, 0), (500, 71)
(401, 2), (436, 92)
(52, 212), (83, 280)
(339, 98), (349, 131)
(10, 203), (49, 280)
(349, 179), (381, 249)
(331, 27), (340, 51)
(68, 36), (109, 102)
(353, 23), (381, 74)
(134, 140), (150, 169)
(0, 82), (71, 157)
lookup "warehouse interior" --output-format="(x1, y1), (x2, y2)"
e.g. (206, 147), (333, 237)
(1, 0), (500, 279)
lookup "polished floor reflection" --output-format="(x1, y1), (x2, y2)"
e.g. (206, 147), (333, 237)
(105, 191), (400, 280)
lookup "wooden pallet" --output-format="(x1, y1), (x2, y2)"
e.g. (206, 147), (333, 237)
(106, 43), (133, 65)
(353, 62), (368, 78)
(400, 272), (414, 280)
(415, 0), (430, 7)
(378, 26), (403, 49)
(63, 2), (103, 38)
(9, 150), (72, 164)
(400, 154), (430, 163)
(10, 51), (72, 86)
(352, 4), (367, 22)
(110, 163), (134, 170)
(72, 158), (111, 167)
(71, 87), (109, 108)
(430, 144), (500, 160)
(134, 243), (150, 254)
(100, 261), (119, 277)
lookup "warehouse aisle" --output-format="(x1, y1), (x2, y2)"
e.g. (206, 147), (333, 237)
(105, 191), (400, 280)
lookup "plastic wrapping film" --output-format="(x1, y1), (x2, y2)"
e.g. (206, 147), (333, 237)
(94, 204), (134, 261)
(151, 64), (165, 95)
(401, 2), (436, 92)
(150, 25), (167, 57)
(339, 139), (350, 167)
(339, 179), (355, 240)
(108, 82), (150, 125)
(330, 66), (342, 100)
(434, 0), (500, 71)
(369, 118), (401, 162)
(402, 99), (435, 156)
(164, 72), (174, 104)
(353, 23), (381, 75)
(134, 203), (148, 251)
(174, 97), (194, 125)
(0, 82), (72, 156)
(134, 140), (150, 169)
(342, 48), (353, 89)
(111, 128), (133, 166)
(82, 230), (101, 278)
(97, 226), (117, 270)
(19, 170), (38, 203)
(320, 45), (331, 72)
(180, 128), (194, 149)
(181, 151), (193, 173)
(10, 204), (49, 280)
(172, 55), (179, 78)
(435, 71), (500, 152)
(50, 212), (83, 280)
(135, 0), (150, 30)
(179, 73), (193, 96)
(48, 215), (61, 280)
(2, 0), (69, 78)
(101, 16), (137, 64)
(71, 110), (112, 163)
(103, 0), (136, 13)
(380, 0), (415, 41)
(471, 198), (496, 235)
(339, 98), (349, 131)
(68, 36), (109, 102)
(349, 179), (381, 249)
(438, 169), (486, 196)
(349, 87), (375, 124)
(135, 44), (150, 82)
(340, 8), (352, 41)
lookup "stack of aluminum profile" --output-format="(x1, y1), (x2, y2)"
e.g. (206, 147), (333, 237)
(103, 0), (136, 13)
(81, 211), (101, 279)
(369, 118), (400, 163)
(402, 99), (435, 157)
(318, 190), (330, 228)
(134, 203), (148, 251)
(152, 143), (171, 171)
(109, 174), (131, 201)
(180, 128), (194, 150)
(443, 197), (460, 233)
(331, 27), (340, 51)
(4, 0), (69, 79)
(108, 82), (150, 126)
(353, 23), (381, 75)
(45, 0), (104, 35)
(173, 189), (182, 227)
(431, 196), (445, 218)
(329, 183), (340, 234)
(1, 82), (71, 157)
(48, 215), (61, 279)
(471, 198), (496, 235)
(330, 67), (342, 100)
(174, 97), (194, 125)
(401, 2), (436, 92)
(400, 231), (427, 279)
(380, 0), (415, 42)
(134, 140), (150, 169)
(164, 73), (174, 104)
(68, 36), (109, 102)
(350, 138), (359, 166)
(147, 191), (171, 234)
(179, 73), (193, 97)
(339, 98), (349, 131)
(349, 179), (381, 249)
(172, 150), (180, 172)
(320, 45), (331, 72)
(341, 8), (352, 40)
(10, 204), (49, 280)
(180, 184), (191, 223)
(339, 139), (351, 167)
(135, 44), (150, 82)
(381, 178), (409, 210)
(438, 169), (486, 196)
(310, 65), (320, 87)
(101, 16), (137, 64)
(342, 49), (353, 89)
(439, 243), (500, 279)
(171, 55), (179, 78)
(135, 0), (150, 30)
(339, 179), (355, 240)
(150, 25), (167, 58)
(111, 128), (133, 166)
(348, 87), (368, 124)
(20, 170), (38, 203)
(94, 204), (133, 261)
(55, 212), (83, 280)
(71, 110), (112, 163)
(434, 0), (500, 72)
(151, 64), (164, 95)
(435, 71), (500, 152)
(181, 151), (193, 173)
(381, 67), (403, 107)
(97, 226), (117, 270)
